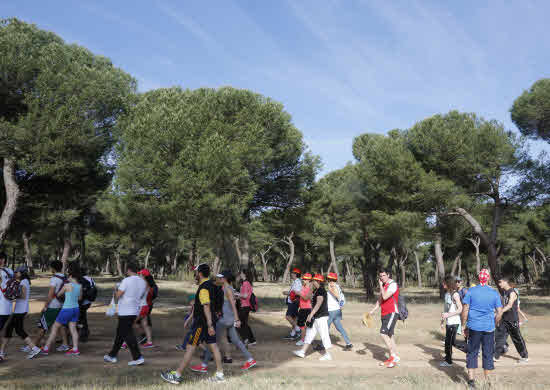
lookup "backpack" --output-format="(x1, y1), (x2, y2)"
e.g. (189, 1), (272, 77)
(80, 277), (98, 303)
(1, 268), (21, 300)
(211, 283), (225, 316)
(458, 288), (469, 304)
(54, 274), (69, 302)
(151, 284), (159, 301)
(250, 292), (259, 312)
(390, 282), (408, 321)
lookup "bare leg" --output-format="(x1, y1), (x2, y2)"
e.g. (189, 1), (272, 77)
(44, 322), (61, 350)
(68, 322), (79, 351)
(23, 336), (37, 349)
(286, 315), (297, 330)
(176, 345), (197, 375)
(208, 342), (223, 374)
(380, 334), (397, 356)
(140, 318), (152, 343)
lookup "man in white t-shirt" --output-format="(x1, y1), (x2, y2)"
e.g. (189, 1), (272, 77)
(282, 268), (302, 340)
(0, 252), (14, 360)
(104, 262), (147, 366)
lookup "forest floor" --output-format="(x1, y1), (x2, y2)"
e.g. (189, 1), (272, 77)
(1, 276), (550, 390)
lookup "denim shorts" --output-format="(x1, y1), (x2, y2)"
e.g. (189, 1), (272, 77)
(56, 307), (80, 325)
(466, 329), (495, 370)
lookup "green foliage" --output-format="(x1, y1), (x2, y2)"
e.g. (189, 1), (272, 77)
(511, 78), (550, 142)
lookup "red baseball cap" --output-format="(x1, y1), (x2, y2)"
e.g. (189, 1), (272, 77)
(313, 274), (324, 282)
(327, 272), (338, 281)
(302, 273), (312, 280)
(138, 269), (151, 277)
(292, 268), (301, 275)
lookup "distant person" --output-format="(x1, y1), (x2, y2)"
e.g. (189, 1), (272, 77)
(292, 274), (332, 361)
(494, 276), (528, 363)
(34, 260), (70, 351)
(193, 270), (256, 372)
(236, 269), (256, 346)
(103, 262), (147, 366)
(440, 275), (463, 367)
(282, 268), (302, 340)
(368, 269), (400, 368)
(509, 282), (528, 325)
(295, 273), (313, 346)
(176, 294), (195, 351)
(161, 263), (225, 384)
(134, 269), (156, 348)
(461, 269), (503, 389)
(40, 262), (83, 357)
(0, 252), (14, 361)
(0, 265), (41, 359)
(456, 276), (468, 304)
(326, 272), (353, 351)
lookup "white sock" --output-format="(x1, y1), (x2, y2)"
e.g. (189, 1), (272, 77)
(201, 363), (208, 368)
(391, 353), (398, 357)
(247, 358), (254, 362)
(216, 371), (224, 377)
(174, 372), (182, 378)
(290, 330), (296, 336)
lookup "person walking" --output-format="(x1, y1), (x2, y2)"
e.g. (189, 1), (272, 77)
(103, 262), (147, 366)
(0, 265), (41, 359)
(293, 274), (332, 361)
(461, 269), (503, 389)
(192, 270), (257, 373)
(295, 273), (313, 346)
(236, 269), (256, 346)
(282, 268), (302, 340)
(326, 272), (353, 351)
(40, 262), (83, 357)
(160, 263), (225, 384)
(494, 275), (528, 363)
(440, 275), (463, 367)
(368, 269), (400, 368)
(133, 269), (156, 348)
(78, 267), (96, 342)
(0, 252), (14, 362)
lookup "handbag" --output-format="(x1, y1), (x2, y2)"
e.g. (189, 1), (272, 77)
(106, 297), (117, 317)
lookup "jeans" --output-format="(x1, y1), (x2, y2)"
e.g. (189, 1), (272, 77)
(467, 329), (494, 370)
(108, 315), (141, 360)
(203, 318), (252, 363)
(495, 320), (528, 359)
(327, 310), (351, 345)
(238, 306), (255, 343)
(444, 324), (459, 364)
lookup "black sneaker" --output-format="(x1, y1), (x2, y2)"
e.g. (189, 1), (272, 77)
(284, 333), (297, 340)
(468, 379), (476, 389)
(223, 357), (233, 364)
(313, 343), (324, 352)
(343, 344), (353, 351)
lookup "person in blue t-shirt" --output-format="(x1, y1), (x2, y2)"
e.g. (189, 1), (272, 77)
(461, 269), (503, 389)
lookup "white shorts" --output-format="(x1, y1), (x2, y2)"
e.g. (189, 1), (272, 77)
(304, 316), (332, 349)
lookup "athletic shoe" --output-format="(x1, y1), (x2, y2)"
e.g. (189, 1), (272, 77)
(494, 355), (500, 362)
(138, 335), (147, 345)
(161, 370), (183, 385)
(343, 344), (353, 351)
(175, 344), (186, 351)
(128, 356), (145, 366)
(40, 348), (50, 356)
(516, 358), (529, 364)
(468, 379), (476, 389)
(241, 359), (257, 370)
(65, 349), (80, 356)
(319, 353), (332, 361)
(142, 342), (154, 349)
(190, 364), (208, 373)
(284, 333), (297, 340)
(27, 347), (41, 360)
(222, 357), (233, 364)
(379, 357), (393, 367)
(209, 373), (225, 383)
(20, 346), (31, 353)
(103, 355), (117, 363)
(247, 341), (257, 346)
(293, 350), (305, 358)
(439, 361), (453, 367)
(313, 343), (324, 352)
(295, 340), (304, 346)
(392, 356), (401, 363)
(56, 344), (70, 352)
(121, 343), (128, 349)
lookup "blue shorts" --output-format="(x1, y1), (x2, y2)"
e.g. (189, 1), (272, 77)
(56, 307), (80, 325)
(286, 301), (299, 318)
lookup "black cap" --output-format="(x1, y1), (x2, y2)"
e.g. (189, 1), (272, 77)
(194, 263), (210, 274)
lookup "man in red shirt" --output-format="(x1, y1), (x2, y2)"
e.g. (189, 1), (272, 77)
(369, 269), (400, 368)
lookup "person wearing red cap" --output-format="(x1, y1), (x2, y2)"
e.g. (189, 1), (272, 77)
(461, 269), (503, 389)
(130, 269), (156, 348)
(326, 272), (353, 351)
(295, 273), (313, 346)
(368, 269), (400, 368)
(293, 274), (332, 361)
(283, 268), (302, 340)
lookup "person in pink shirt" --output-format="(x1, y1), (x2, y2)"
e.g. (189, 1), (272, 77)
(236, 269), (256, 345)
(296, 273), (313, 346)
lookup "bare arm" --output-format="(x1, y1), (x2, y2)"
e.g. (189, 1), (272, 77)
(42, 286), (57, 311)
(115, 289), (125, 299)
(461, 303), (469, 329)
(329, 285), (340, 300)
(226, 287), (240, 323)
(308, 296), (323, 319)
(370, 299), (381, 314)
(501, 291), (517, 313)
(495, 306), (503, 325)
(443, 292), (463, 318)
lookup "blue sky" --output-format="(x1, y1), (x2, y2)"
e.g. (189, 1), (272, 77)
(4, 0), (550, 174)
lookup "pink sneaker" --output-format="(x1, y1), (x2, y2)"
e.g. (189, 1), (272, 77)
(65, 349), (80, 356)
(241, 359), (257, 370)
(142, 342), (154, 349)
(121, 343), (128, 349)
(40, 347), (49, 356)
(190, 364), (208, 373)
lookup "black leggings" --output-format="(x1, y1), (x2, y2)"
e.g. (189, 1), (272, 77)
(108, 315), (141, 360)
(444, 324), (459, 364)
(5, 313), (29, 339)
(238, 306), (255, 343)
(495, 320), (528, 359)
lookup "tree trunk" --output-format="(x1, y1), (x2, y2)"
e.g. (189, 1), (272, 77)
(261, 253), (269, 282)
(281, 233), (295, 283)
(104, 258), (111, 274)
(451, 252), (462, 276)
(0, 158), (20, 244)
(171, 250), (180, 274)
(61, 223), (72, 273)
(528, 254), (539, 280)
(434, 233), (445, 297)
(241, 238), (250, 270)
(115, 252), (123, 277)
(213, 255), (221, 275)
(414, 251), (422, 288)
(467, 236), (481, 274)
(458, 256), (462, 279)
(328, 238), (339, 280)
(345, 258), (356, 288)
(144, 247), (152, 269)
(22, 232), (34, 276)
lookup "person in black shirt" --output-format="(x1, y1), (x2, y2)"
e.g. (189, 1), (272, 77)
(495, 276), (528, 363)
(292, 274), (333, 361)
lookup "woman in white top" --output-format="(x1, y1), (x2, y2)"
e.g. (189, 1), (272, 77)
(0, 265), (41, 359)
(440, 275), (463, 367)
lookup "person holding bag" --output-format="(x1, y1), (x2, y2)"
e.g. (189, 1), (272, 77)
(325, 272), (353, 351)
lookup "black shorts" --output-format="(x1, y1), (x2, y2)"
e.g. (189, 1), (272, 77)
(286, 301), (299, 318)
(0, 314), (9, 331)
(186, 323), (217, 346)
(380, 313), (398, 337)
(297, 309), (312, 327)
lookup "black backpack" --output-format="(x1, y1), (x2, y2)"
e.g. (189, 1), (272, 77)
(250, 292), (258, 312)
(1, 268), (20, 300)
(80, 277), (98, 303)
(390, 282), (408, 321)
(211, 284), (225, 316)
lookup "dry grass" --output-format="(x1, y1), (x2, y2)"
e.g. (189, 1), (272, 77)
(1, 275), (549, 390)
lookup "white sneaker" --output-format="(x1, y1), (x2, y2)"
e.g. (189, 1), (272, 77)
(439, 361), (452, 367)
(27, 347), (41, 359)
(209, 373), (225, 383)
(104, 355), (117, 363)
(392, 355), (401, 363)
(56, 344), (70, 352)
(517, 358), (529, 364)
(295, 340), (304, 346)
(128, 356), (145, 366)
(20, 346), (31, 353)
(319, 353), (332, 361)
(293, 350), (305, 358)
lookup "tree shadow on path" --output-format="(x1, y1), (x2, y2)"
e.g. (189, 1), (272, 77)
(415, 343), (468, 384)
